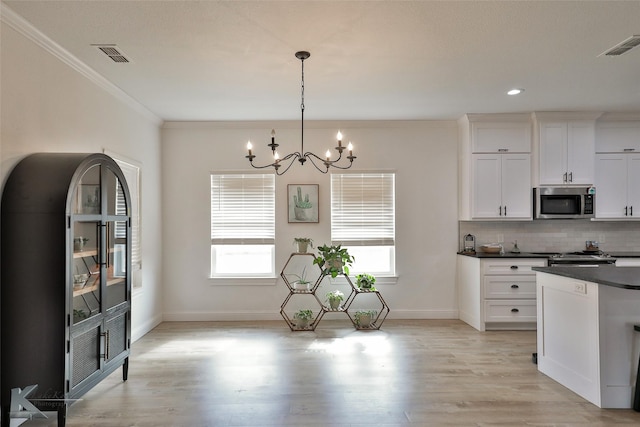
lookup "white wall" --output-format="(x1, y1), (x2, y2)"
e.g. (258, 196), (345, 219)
(162, 120), (460, 320)
(1, 17), (164, 341)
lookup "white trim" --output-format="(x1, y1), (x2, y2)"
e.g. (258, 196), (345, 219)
(1, 3), (162, 126)
(162, 120), (458, 130)
(161, 309), (458, 322)
(208, 277), (278, 286)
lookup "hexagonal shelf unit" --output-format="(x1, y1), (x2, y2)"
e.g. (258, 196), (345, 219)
(279, 253), (390, 331)
(345, 287), (390, 330)
(280, 253), (323, 331)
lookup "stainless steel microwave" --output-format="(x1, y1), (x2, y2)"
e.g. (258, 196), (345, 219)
(534, 187), (595, 219)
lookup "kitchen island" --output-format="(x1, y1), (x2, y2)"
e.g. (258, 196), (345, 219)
(533, 266), (640, 408)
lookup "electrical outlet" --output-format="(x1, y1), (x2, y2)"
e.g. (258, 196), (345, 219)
(599, 234), (606, 243)
(497, 233), (504, 243)
(574, 282), (586, 294)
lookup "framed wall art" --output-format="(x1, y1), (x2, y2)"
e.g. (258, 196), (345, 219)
(288, 184), (319, 223)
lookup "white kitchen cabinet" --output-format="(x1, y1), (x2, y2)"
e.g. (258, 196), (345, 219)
(536, 270), (640, 408)
(596, 120), (640, 153)
(471, 120), (531, 153)
(458, 114), (533, 221)
(457, 255), (546, 331)
(471, 153), (531, 219)
(538, 121), (595, 185)
(595, 153), (640, 219)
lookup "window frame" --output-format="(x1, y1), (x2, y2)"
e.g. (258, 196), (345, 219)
(330, 171), (397, 278)
(210, 172), (276, 281)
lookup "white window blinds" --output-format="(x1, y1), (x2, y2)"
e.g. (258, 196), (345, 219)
(113, 160), (141, 273)
(331, 173), (395, 246)
(211, 174), (275, 245)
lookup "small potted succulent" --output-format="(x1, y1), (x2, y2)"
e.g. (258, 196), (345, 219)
(354, 309), (378, 328)
(325, 289), (344, 310)
(313, 244), (355, 278)
(293, 237), (313, 253)
(288, 267), (312, 291)
(355, 273), (376, 291)
(293, 309), (313, 329)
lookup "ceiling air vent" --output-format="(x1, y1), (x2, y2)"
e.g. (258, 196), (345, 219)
(600, 35), (640, 56)
(94, 45), (129, 63)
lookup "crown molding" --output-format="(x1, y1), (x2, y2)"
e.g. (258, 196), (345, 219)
(1, 3), (162, 126)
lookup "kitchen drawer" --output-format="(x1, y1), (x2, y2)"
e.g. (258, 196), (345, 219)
(484, 300), (536, 323)
(482, 259), (547, 275)
(483, 275), (536, 299)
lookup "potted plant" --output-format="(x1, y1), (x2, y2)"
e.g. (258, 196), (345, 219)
(325, 289), (344, 310)
(288, 267), (312, 291)
(293, 237), (313, 253)
(355, 273), (376, 291)
(313, 244), (355, 278)
(354, 309), (378, 328)
(293, 309), (313, 328)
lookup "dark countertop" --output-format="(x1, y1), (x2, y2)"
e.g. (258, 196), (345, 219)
(458, 251), (640, 259)
(533, 266), (640, 290)
(608, 252), (640, 258)
(457, 252), (552, 259)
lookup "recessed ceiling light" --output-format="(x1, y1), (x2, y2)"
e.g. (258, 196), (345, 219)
(507, 88), (524, 96)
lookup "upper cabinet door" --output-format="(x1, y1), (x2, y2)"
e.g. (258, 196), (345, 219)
(501, 154), (532, 219)
(538, 122), (568, 185)
(472, 122), (531, 153)
(566, 122), (595, 185)
(596, 122), (640, 153)
(595, 154), (628, 218)
(472, 154), (502, 218)
(628, 155), (640, 218)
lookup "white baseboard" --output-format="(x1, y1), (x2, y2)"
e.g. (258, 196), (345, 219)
(161, 309), (459, 322)
(132, 313), (163, 342)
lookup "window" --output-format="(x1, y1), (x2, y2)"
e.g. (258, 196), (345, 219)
(210, 173), (275, 277)
(331, 173), (396, 276)
(112, 156), (142, 288)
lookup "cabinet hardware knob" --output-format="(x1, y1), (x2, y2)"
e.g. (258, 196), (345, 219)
(624, 148), (636, 152)
(499, 206), (502, 216)
(504, 206), (507, 216)
(569, 172), (573, 182)
(510, 284), (519, 289)
(563, 172), (567, 183)
(626, 206), (629, 216)
(511, 308), (519, 313)
(510, 265), (518, 270)
(498, 148), (508, 152)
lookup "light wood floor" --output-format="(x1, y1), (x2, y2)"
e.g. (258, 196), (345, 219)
(62, 320), (640, 426)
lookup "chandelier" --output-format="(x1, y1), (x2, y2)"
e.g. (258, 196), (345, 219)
(245, 51), (356, 175)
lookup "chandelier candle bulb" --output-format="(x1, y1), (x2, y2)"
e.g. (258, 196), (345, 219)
(246, 141), (253, 156)
(348, 142), (353, 156)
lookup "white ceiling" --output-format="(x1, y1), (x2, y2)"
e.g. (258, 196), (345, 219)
(3, 0), (640, 122)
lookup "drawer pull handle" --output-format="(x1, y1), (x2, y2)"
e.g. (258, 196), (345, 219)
(511, 308), (519, 313)
(510, 284), (519, 289)
(510, 265), (518, 270)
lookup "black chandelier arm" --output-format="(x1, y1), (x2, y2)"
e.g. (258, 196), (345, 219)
(304, 154), (330, 174)
(247, 152), (301, 172)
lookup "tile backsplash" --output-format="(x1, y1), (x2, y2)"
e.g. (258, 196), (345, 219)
(459, 220), (640, 253)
